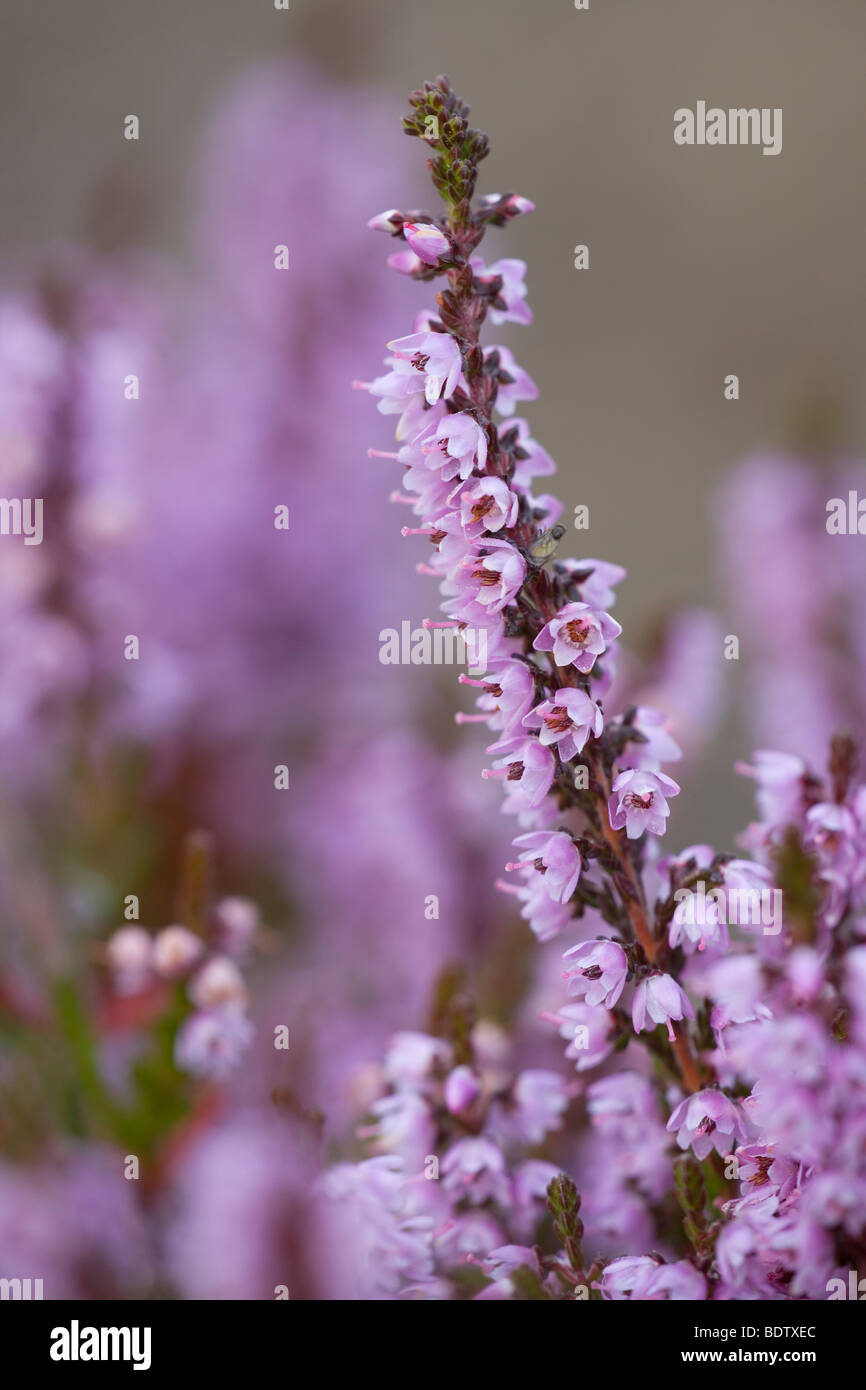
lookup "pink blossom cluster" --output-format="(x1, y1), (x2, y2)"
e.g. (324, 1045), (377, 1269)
(316, 1026), (575, 1299)
(106, 895), (258, 1081)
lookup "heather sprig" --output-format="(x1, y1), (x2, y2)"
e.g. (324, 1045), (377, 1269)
(353, 75), (866, 1301)
(362, 74), (703, 1095)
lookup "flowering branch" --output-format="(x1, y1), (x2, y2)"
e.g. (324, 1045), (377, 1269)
(339, 72), (866, 1304)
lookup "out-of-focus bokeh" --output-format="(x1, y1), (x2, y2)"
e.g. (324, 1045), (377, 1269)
(4, 0), (866, 838)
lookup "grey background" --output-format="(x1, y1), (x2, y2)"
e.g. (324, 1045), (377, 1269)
(2, 0), (864, 841)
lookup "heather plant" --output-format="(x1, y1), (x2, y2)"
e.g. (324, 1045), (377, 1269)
(344, 74), (866, 1301)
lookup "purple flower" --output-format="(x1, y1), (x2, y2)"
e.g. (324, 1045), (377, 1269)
(471, 257), (532, 326)
(383, 1032), (452, 1090)
(563, 939), (628, 1008)
(458, 476), (519, 535)
(152, 925), (203, 978)
(418, 410), (487, 480)
(385, 331), (462, 405)
(533, 601), (622, 673)
(599, 1255), (661, 1300)
(546, 1001), (615, 1071)
(105, 926), (152, 995)
(174, 1008), (254, 1080)
(627, 706), (683, 769)
(482, 736), (555, 809)
(505, 1069), (571, 1144)
(441, 1138), (511, 1206)
(667, 1089), (749, 1159)
(487, 345), (538, 415)
(459, 659), (535, 734)
(608, 768), (680, 839)
(734, 749), (807, 827)
(444, 1065), (481, 1115)
(632, 973), (694, 1041)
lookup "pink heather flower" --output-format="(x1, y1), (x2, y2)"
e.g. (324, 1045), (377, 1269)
(458, 539), (526, 615)
(402, 221), (450, 265)
(632, 972), (694, 1041)
(441, 1138), (511, 1206)
(734, 749), (806, 827)
(786, 946), (825, 1002)
(152, 925), (203, 978)
(690, 955), (772, 1034)
(565, 557), (628, 610)
(669, 882), (729, 954)
(643, 1262), (707, 1301)
(506, 1070), (570, 1144)
(434, 1212), (504, 1268)
(805, 801), (858, 864)
(481, 1244), (541, 1282)
(482, 737), (555, 808)
(212, 896), (259, 957)
(533, 601), (622, 674)
(503, 417), (556, 489)
(383, 1032), (452, 1090)
(657, 842), (715, 891)
(317, 1155), (435, 1300)
(510, 829), (581, 903)
(563, 939), (628, 1009)
(386, 248), (424, 275)
(608, 768), (680, 839)
(667, 1089), (749, 1159)
(627, 706), (683, 769)
(510, 875), (575, 941)
(599, 1255), (661, 1300)
(460, 660), (535, 733)
(488, 345), (538, 415)
(458, 476), (519, 536)
(364, 1091), (434, 1167)
(418, 411), (487, 480)
(174, 1008), (254, 1080)
(522, 687), (603, 760)
(721, 858), (775, 894)
(444, 1065), (481, 1115)
(470, 257), (532, 326)
(367, 355), (430, 412)
(547, 1001), (615, 1071)
(734, 1144), (799, 1203)
(385, 331), (463, 404)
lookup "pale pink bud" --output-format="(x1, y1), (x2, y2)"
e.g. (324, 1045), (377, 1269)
(367, 208), (403, 233)
(444, 1065), (481, 1114)
(213, 896), (259, 957)
(152, 925), (203, 978)
(106, 926), (152, 994)
(402, 221), (450, 266)
(188, 955), (248, 1010)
